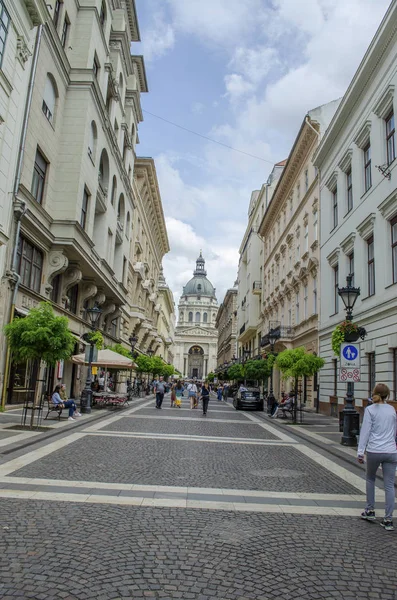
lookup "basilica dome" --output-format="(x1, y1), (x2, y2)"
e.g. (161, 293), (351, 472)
(182, 253), (217, 299)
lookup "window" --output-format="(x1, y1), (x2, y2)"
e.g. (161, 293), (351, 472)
(180, 312), (184, 322)
(126, 212), (130, 239)
(346, 168), (353, 213)
(107, 229), (113, 265)
(346, 252), (354, 287)
(50, 273), (61, 303)
(368, 352), (376, 396)
(367, 236), (375, 296)
(195, 312), (200, 323)
(295, 292), (300, 325)
(313, 276), (317, 315)
(305, 169), (309, 193)
(289, 197), (293, 218)
(391, 217), (397, 284)
(333, 265), (339, 313)
(88, 121), (97, 159)
(42, 75), (57, 124)
(313, 210), (318, 241)
(99, 0), (106, 26)
(110, 175), (117, 206)
(288, 301), (292, 327)
(203, 312), (208, 323)
(60, 13), (70, 48)
(53, 0), (62, 28)
(304, 224), (309, 252)
(364, 143), (372, 192)
(0, 1), (10, 68)
(31, 149), (47, 204)
(303, 285), (308, 320)
(93, 55), (100, 78)
(66, 284), (78, 314)
(332, 188), (338, 229)
(110, 318), (118, 338)
(188, 312), (193, 322)
(80, 188), (89, 229)
(297, 183), (301, 201)
(122, 257), (127, 285)
(16, 236), (43, 293)
(386, 112), (396, 165)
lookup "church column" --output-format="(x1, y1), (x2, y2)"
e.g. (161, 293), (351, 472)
(183, 357), (187, 377)
(205, 358), (208, 377)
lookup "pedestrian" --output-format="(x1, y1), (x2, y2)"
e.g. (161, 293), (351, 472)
(98, 372), (105, 391)
(358, 383), (397, 531)
(51, 384), (81, 421)
(59, 383), (68, 402)
(187, 381), (198, 409)
(174, 380), (183, 408)
(201, 381), (210, 416)
(170, 381), (177, 407)
(154, 376), (166, 409)
(217, 385), (223, 401)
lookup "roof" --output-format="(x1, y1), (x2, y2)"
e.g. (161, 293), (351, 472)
(183, 276), (216, 298)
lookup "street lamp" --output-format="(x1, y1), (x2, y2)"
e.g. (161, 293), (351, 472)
(147, 348), (154, 357)
(242, 349), (251, 385)
(338, 276), (361, 446)
(129, 334), (138, 355)
(267, 327), (280, 415)
(81, 302), (102, 414)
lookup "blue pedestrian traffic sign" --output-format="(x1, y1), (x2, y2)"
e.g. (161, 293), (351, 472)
(340, 343), (360, 368)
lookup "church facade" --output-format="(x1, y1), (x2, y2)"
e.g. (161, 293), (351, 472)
(173, 254), (218, 379)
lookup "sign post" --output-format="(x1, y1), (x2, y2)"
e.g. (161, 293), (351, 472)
(340, 343), (361, 446)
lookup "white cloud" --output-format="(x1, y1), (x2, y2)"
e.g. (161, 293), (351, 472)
(229, 46), (280, 84)
(191, 102), (205, 115)
(224, 74), (255, 100)
(140, 6), (175, 62)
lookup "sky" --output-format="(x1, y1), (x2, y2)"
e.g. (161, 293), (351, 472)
(134, 0), (392, 309)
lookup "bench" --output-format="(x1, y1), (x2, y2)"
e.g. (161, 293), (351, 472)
(44, 395), (64, 420)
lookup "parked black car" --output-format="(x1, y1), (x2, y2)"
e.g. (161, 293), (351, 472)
(233, 386), (263, 411)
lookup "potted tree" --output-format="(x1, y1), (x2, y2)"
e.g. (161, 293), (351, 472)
(275, 347), (325, 423)
(4, 302), (75, 427)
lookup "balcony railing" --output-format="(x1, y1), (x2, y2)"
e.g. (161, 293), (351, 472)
(252, 281), (262, 295)
(260, 326), (294, 347)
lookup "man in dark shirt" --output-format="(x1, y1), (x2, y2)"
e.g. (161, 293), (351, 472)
(155, 376), (166, 409)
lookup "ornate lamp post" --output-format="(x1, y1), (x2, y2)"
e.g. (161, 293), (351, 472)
(129, 334), (138, 357)
(81, 302), (102, 414)
(266, 327), (280, 415)
(242, 349), (251, 385)
(338, 276), (362, 446)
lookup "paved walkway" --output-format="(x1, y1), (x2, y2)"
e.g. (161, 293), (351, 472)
(0, 394), (395, 599)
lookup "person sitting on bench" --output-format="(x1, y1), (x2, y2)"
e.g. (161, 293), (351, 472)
(52, 385), (81, 421)
(272, 391), (294, 418)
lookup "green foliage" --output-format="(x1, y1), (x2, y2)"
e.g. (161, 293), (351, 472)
(244, 357), (275, 381)
(5, 302), (75, 365)
(151, 356), (164, 376)
(86, 330), (104, 350)
(105, 343), (132, 358)
(207, 372), (215, 382)
(135, 354), (153, 374)
(227, 363), (244, 381)
(275, 347), (325, 379)
(331, 321), (359, 356)
(161, 364), (175, 378)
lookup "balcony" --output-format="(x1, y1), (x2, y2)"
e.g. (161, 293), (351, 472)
(239, 324), (246, 335)
(252, 281), (262, 295)
(96, 183), (108, 214)
(260, 325), (294, 348)
(115, 220), (123, 244)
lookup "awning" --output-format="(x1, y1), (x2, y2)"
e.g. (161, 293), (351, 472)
(71, 348), (137, 369)
(71, 333), (88, 346)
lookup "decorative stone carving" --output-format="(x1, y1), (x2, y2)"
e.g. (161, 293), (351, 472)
(99, 302), (116, 330)
(78, 281), (98, 315)
(16, 36), (31, 68)
(45, 251), (69, 296)
(61, 266), (82, 305)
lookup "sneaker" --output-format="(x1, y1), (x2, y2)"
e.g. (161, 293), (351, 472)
(361, 509), (376, 521)
(74, 412), (82, 417)
(68, 416), (75, 422)
(380, 519), (394, 531)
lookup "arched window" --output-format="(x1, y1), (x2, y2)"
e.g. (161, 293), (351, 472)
(98, 149), (109, 191)
(188, 312), (193, 322)
(126, 212), (130, 239)
(195, 312), (200, 323)
(117, 194), (125, 226)
(42, 74), (57, 124)
(88, 120), (97, 160)
(203, 312), (208, 323)
(110, 175), (117, 206)
(119, 73), (124, 104)
(99, 0), (106, 26)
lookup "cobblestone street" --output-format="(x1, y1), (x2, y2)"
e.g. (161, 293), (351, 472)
(0, 395), (396, 600)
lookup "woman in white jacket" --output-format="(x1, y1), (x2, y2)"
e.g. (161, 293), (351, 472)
(358, 383), (397, 531)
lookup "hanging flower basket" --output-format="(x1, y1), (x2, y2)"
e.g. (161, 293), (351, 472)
(331, 321), (366, 356)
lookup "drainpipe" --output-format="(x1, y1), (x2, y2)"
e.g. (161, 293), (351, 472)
(1, 25), (43, 410)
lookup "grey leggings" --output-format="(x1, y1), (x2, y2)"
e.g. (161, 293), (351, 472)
(366, 452), (397, 519)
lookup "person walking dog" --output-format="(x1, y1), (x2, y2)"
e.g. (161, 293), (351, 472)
(358, 383), (397, 531)
(201, 382), (210, 416)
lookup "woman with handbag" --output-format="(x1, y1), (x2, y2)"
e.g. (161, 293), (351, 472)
(200, 382), (210, 416)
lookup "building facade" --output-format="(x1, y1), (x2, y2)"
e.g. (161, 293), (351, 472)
(0, 1), (169, 404)
(215, 283), (237, 369)
(155, 267), (175, 364)
(259, 101), (339, 406)
(236, 162), (285, 361)
(0, 0), (47, 368)
(315, 0), (397, 414)
(173, 253), (218, 379)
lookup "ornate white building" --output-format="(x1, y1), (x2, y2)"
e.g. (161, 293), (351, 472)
(173, 253), (218, 379)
